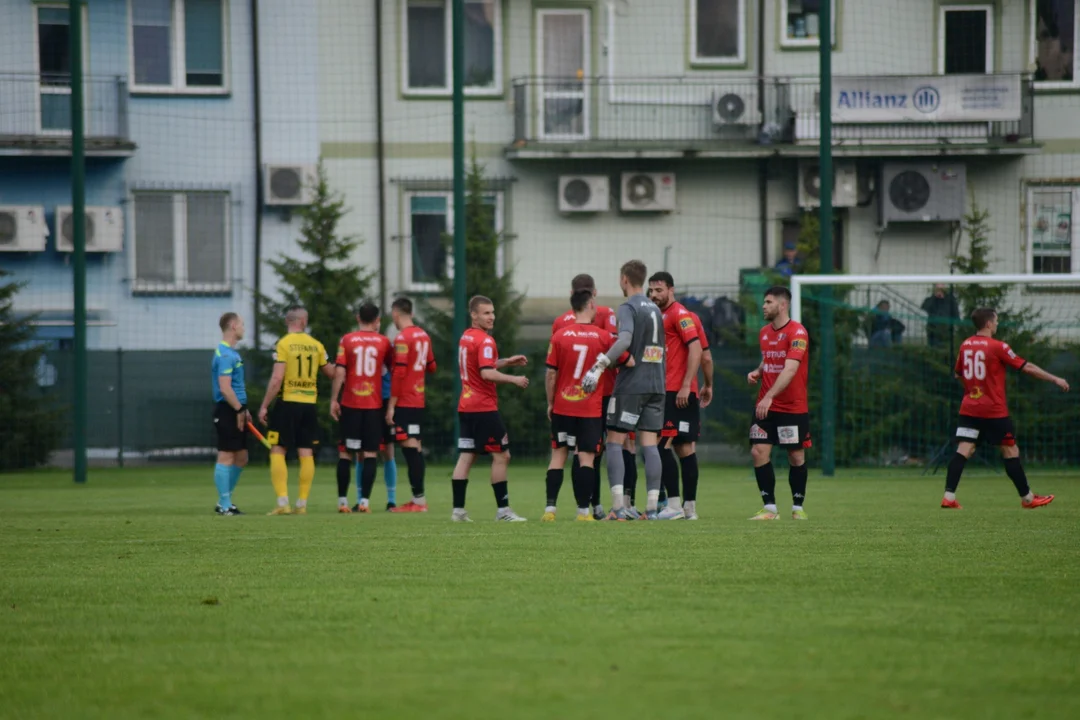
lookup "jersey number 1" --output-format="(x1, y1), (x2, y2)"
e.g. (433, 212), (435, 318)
(962, 349), (986, 380)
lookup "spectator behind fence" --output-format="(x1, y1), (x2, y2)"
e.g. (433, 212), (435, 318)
(870, 300), (905, 348)
(774, 241), (802, 278)
(921, 284), (960, 348)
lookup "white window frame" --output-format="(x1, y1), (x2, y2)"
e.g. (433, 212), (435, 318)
(1026, 184), (1080, 275)
(400, 0), (503, 98)
(536, 8), (591, 141)
(127, 0), (230, 95)
(689, 0), (747, 66)
(130, 190), (232, 293)
(938, 4), (994, 75)
(403, 191), (505, 293)
(779, 0), (837, 49)
(1030, 0), (1080, 89)
(33, 3), (89, 137)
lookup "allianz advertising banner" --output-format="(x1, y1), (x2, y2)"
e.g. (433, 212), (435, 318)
(831, 75), (1022, 123)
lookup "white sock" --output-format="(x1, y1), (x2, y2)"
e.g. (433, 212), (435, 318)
(944, 491), (957, 502)
(359, 498), (369, 508)
(295, 499), (307, 508)
(277, 496), (289, 507)
(577, 507), (590, 515)
(338, 496), (348, 506)
(792, 505), (803, 512)
(764, 503), (778, 513)
(415, 496), (427, 506)
(646, 489), (660, 512)
(545, 505), (556, 514)
(610, 484), (624, 512)
(453, 507), (465, 514)
(623, 496), (634, 510)
(1023, 492), (1034, 502)
(684, 500), (695, 514)
(669, 496), (681, 510)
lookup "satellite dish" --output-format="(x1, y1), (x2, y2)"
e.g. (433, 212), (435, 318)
(889, 170), (931, 212)
(563, 178), (593, 208)
(626, 174), (656, 205)
(715, 93), (746, 123)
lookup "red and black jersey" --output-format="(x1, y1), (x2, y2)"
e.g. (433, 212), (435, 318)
(458, 328), (499, 413)
(661, 302), (701, 393)
(758, 321), (809, 414)
(546, 323), (615, 418)
(391, 325), (436, 409)
(954, 335), (1027, 419)
(335, 331), (393, 410)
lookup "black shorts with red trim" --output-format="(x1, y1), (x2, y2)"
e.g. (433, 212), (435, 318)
(458, 411), (509, 455)
(393, 406), (424, 442)
(749, 411), (812, 448)
(955, 414), (1016, 447)
(338, 406), (385, 454)
(661, 390), (700, 446)
(550, 413), (604, 454)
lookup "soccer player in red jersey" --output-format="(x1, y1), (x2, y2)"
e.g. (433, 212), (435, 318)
(452, 295), (530, 522)
(386, 297), (436, 513)
(543, 289), (618, 521)
(942, 308), (1069, 509)
(746, 286), (811, 521)
(551, 273), (622, 518)
(647, 272), (702, 520)
(330, 302), (393, 514)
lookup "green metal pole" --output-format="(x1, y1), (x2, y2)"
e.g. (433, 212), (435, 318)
(451, 0), (466, 443)
(818, 0), (836, 477)
(70, 1), (88, 484)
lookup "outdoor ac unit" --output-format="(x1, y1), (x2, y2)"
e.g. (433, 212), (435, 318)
(799, 160), (858, 208)
(620, 172), (676, 212)
(0, 205), (48, 252)
(879, 162), (967, 225)
(264, 164), (316, 206)
(55, 206), (124, 252)
(558, 175), (610, 213)
(712, 88), (762, 127)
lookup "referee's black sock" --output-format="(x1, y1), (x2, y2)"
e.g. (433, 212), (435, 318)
(545, 468), (564, 507)
(623, 448), (638, 504)
(401, 446), (425, 499)
(788, 463), (808, 508)
(680, 453), (699, 503)
(1003, 457), (1031, 497)
(491, 481), (510, 509)
(452, 478), (468, 509)
(754, 462), (777, 507)
(336, 458), (351, 500)
(360, 457), (378, 501)
(945, 452), (967, 494)
(661, 446), (680, 501)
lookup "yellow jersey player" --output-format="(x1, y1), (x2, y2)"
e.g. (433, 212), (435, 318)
(257, 306), (335, 515)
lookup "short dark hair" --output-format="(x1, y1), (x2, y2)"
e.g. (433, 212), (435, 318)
(620, 260), (647, 288)
(570, 289), (594, 313)
(469, 295), (493, 314)
(648, 271), (674, 288)
(971, 307), (997, 330)
(219, 312), (239, 332)
(571, 274), (596, 294)
(356, 302), (380, 324)
(765, 286), (791, 303)
(391, 296), (413, 315)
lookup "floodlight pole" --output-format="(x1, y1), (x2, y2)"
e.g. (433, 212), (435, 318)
(818, 1), (836, 476)
(451, 0), (466, 445)
(70, 1), (88, 484)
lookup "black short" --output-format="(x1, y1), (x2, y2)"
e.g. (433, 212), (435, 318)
(458, 411), (509, 455)
(550, 413), (604, 454)
(213, 402), (248, 452)
(393, 407), (424, 442)
(749, 411), (812, 448)
(338, 406), (384, 453)
(955, 415), (1016, 447)
(268, 400), (319, 450)
(661, 390), (700, 446)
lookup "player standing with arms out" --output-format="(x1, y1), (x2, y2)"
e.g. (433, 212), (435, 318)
(259, 306), (335, 515)
(582, 260), (666, 521)
(746, 287), (811, 521)
(551, 274), (621, 519)
(452, 295), (530, 522)
(386, 297), (436, 512)
(543, 289), (620, 521)
(648, 272), (702, 521)
(331, 303), (393, 513)
(211, 312), (249, 515)
(942, 308), (1068, 509)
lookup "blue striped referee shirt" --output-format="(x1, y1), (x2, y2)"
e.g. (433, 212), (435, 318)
(212, 341), (247, 405)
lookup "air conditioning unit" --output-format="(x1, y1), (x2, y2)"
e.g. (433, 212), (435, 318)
(620, 172), (676, 212)
(55, 206), (124, 252)
(0, 205), (48, 252)
(712, 88), (762, 127)
(799, 160), (858, 208)
(879, 162), (967, 225)
(264, 164), (316, 206)
(558, 175), (610, 213)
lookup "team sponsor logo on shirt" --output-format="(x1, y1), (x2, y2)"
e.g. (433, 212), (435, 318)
(396, 342), (408, 354)
(642, 345), (664, 363)
(561, 385), (589, 401)
(968, 386), (984, 400)
(777, 425), (799, 444)
(956, 426), (980, 439)
(483, 346), (494, 359)
(679, 317), (695, 330)
(350, 381), (376, 397)
(414, 382), (426, 394)
(791, 339), (808, 351)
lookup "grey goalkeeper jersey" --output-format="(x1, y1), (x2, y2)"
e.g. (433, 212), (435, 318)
(611, 293), (666, 395)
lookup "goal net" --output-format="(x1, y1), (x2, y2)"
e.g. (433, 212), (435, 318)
(790, 273), (1080, 468)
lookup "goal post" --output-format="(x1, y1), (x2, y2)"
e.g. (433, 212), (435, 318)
(785, 273), (1080, 470)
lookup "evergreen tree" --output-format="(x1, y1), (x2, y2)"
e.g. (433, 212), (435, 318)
(251, 160), (375, 450)
(0, 269), (61, 470)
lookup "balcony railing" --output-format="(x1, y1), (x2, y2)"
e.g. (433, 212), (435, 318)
(0, 73), (131, 152)
(511, 74), (1035, 150)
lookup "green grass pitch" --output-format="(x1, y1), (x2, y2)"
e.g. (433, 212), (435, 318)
(2, 464), (1079, 719)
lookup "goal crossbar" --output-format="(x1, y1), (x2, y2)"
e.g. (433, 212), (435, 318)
(790, 274), (1080, 322)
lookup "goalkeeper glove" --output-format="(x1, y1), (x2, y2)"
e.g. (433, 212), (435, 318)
(581, 354), (611, 394)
